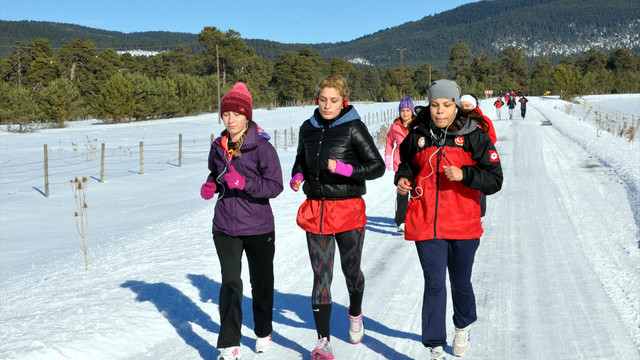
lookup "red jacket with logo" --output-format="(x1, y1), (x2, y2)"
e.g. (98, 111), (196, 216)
(475, 107), (497, 144)
(395, 117), (503, 241)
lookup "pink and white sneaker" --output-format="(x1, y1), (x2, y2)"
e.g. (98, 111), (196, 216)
(311, 337), (334, 360)
(349, 312), (364, 344)
(255, 334), (272, 353)
(217, 346), (240, 360)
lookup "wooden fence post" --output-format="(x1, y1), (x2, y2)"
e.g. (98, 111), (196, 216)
(43, 144), (49, 197)
(284, 129), (288, 151)
(291, 126), (295, 147)
(100, 143), (105, 183)
(274, 130), (278, 150)
(178, 134), (183, 167)
(140, 141), (144, 175)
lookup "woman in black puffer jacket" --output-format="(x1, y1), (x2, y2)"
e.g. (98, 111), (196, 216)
(290, 75), (384, 360)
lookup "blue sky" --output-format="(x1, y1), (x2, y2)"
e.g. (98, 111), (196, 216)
(1, 0), (479, 44)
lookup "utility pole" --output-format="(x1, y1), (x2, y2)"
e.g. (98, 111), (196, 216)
(396, 48), (408, 97)
(216, 44), (221, 124)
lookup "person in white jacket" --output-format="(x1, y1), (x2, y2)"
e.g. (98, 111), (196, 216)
(384, 96), (416, 232)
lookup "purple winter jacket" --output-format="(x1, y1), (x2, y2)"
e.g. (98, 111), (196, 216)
(206, 123), (283, 236)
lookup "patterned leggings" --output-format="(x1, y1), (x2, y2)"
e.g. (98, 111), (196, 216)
(306, 227), (365, 307)
(307, 228), (366, 338)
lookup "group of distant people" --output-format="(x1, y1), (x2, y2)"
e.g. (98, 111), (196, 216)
(200, 75), (502, 360)
(493, 89), (528, 120)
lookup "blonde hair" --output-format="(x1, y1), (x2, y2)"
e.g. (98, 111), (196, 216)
(231, 122), (252, 158)
(315, 75), (349, 99)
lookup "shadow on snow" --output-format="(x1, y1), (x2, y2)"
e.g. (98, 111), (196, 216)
(121, 273), (420, 359)
(365, 216), (402, 236)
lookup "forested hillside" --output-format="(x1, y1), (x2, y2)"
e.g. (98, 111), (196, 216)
(312, 0), (640, 68)
(2, 0), (638, 68)
(1, 0), (638, 130)
(0, 21), (203, 57)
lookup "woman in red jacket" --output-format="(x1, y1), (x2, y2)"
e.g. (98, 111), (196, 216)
(460, 93), (497, 144)
(461, 93), (497, 217)
(395, 80), (503, 360)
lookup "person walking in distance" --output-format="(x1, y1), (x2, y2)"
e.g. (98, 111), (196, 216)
(507, 95), (516, 120)
(290, 75), (385, 360)
(200, 82), (283, 360)
(493, 96), (504, 120)
(395, 80), (503, 360)
(519, 95), (529, 119)
(385, 96), (417, 233)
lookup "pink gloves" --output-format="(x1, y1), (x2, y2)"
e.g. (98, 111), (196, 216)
(331, 159), (353, 177)
(290, 173), (304, 191)
(385, 155), (393, 171)
(200, 182), (216, 200)
(224, 165), (245, 190)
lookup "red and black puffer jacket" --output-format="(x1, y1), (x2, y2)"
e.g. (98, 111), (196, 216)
(395, 117), (502, 241)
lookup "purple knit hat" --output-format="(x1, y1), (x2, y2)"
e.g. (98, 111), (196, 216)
(398, 96), (414, 114)
(221, 82), (253, 121)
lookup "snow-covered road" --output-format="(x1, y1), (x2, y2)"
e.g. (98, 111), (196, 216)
(1, 97), (638, 359)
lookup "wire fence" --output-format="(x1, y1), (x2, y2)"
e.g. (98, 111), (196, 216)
(560, 98), (639, 143)
(0, 107), (397, 197)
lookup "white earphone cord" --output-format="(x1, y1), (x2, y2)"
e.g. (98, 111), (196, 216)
(410, 123), (450, 200)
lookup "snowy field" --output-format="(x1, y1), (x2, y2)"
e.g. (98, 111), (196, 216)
(1, 95), (639, 359)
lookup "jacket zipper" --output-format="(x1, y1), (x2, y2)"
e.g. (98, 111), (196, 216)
(318, 128), (326, 235)
(433, 148), (442, 238)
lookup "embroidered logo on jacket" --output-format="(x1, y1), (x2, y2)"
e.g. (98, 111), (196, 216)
(489, 150), (500, 162)
(418, 137), (426, 148)
(455, 136), (464, 146)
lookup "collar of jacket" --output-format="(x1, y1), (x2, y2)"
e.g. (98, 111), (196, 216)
(309, 105), (360, 129)
(215, 123), (261, 152)
(426, 117), (479, 138)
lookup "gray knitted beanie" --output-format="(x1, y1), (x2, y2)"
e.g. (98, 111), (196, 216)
(428, 79), (461, 107)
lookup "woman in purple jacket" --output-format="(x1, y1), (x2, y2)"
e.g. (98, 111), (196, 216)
(200, 82), (283, 360)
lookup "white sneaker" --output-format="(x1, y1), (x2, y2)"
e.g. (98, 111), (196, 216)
(217, 346), (241, 360)
(348, 312), (364, 344)
(255, 334), (272, 353)
(428, 346), (445, 360)
(453, 325), (471, 357)
(397, 223), (405, 232)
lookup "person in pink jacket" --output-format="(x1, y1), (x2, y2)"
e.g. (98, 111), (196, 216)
(385, 96), (416, 232)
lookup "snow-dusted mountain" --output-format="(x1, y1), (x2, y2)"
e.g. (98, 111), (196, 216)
(3, 0), (638, 68)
